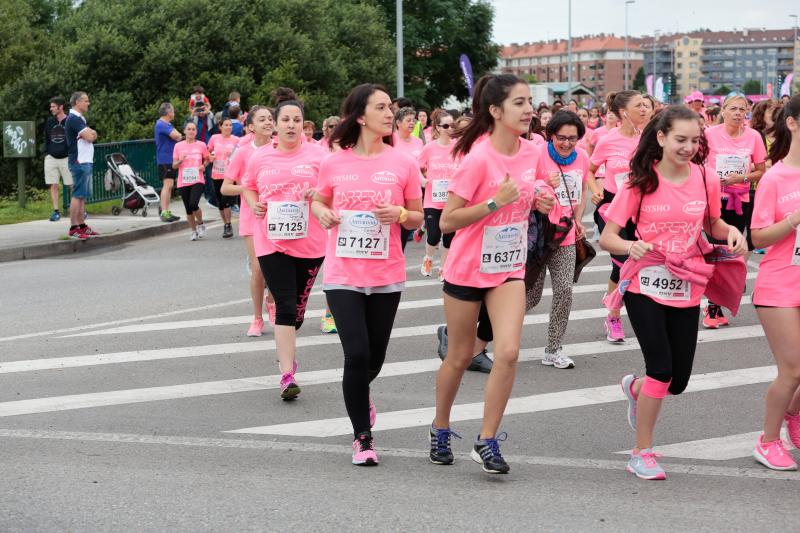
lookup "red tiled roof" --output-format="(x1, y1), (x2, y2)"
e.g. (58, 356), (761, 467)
(502, 35), (641, 59)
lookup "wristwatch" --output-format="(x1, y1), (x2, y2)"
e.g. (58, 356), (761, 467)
(487, 198), (499, 212)
(398, 206), (408, 224)
(742, 175), (749, 184)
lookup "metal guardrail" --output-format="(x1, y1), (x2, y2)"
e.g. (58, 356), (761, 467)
(62, 139), (158, 210)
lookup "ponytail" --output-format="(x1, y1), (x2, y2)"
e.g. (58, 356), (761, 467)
(628, 105), (707, 195)
(769, 95), (800, 163)
(453, 74), (525, 159)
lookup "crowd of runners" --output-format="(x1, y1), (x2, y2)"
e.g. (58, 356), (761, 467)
(52, 76), (800, 479)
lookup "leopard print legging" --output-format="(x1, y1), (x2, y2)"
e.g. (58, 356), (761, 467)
(526, 244), (576, 354)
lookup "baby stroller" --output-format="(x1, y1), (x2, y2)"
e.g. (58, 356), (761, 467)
(105, 153), (160, 217)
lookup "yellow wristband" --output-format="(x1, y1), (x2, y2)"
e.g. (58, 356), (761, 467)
(398, 206), (408, 224)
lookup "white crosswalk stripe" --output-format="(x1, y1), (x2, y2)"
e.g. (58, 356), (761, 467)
(616, 429), (793, 460)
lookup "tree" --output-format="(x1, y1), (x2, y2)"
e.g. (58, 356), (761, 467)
(373, 0), (500, 110)
(741, 79), (762, 95)
(0, 0), (395, 195)
(633, 66), (646, 92)
(713, 85), (732, 96)
(521, 74), (538, 84)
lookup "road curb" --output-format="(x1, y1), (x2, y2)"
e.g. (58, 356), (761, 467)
(0, 220), (190, 263)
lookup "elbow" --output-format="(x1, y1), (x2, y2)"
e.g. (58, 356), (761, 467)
(439, 217), (453, 235)
(750, 229), (765, 250)
(598, 230), (611, 252)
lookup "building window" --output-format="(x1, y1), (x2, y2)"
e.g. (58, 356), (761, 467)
(756, 49), (766, 55)
(690, 51), (698, 57)
(677, 52), (683, 58)
(724, 60), (733, 68)
(756, 60), (764, 67)
(689, 62), (697, 68)
(689, 73), (697, 79)
(677, 62), (683, 69)
(745, 60), (753, 67)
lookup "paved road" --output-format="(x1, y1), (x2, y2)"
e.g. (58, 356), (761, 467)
(0, 221), (794, 532)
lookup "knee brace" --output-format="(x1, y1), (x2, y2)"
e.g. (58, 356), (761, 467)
(640, 375), (671, 399)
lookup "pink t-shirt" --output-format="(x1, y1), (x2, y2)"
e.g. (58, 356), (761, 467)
(529, 134), (545, 147)
(243, 142), (328, 259)
(238, 133), (254, 147)
(605, 163), (722, 307)
(590, 128), (640, 195)
(750, 161), (800, 307)
(418, 141), (458, 209)
(207, 134), (239, 180)
(536, 148), (589, 247)
(590, 126), (615, 178)
(393, 134), (424, 160)
(316, 146), (422, 287)
(225, 141), (271, 237)
(172, 140), (208, 188)
(443, 138), (549, 288)
(704, 124), (767, 200)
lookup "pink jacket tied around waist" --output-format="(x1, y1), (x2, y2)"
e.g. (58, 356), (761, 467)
(603, 238), (747, 315)
(721, 185), (749, 215)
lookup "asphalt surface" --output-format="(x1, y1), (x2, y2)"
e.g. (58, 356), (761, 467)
(0, 221), (794, 532)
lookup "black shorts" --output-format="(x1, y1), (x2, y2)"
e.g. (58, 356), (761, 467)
(442, 278), (523, 302)
(159, 164), (177, 181)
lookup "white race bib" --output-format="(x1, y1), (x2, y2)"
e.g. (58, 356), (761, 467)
(792, 227), (800, 266)
(715, 154), (748, 179)
(335, 210), (389, 260)
(614, 171), (628, 190)
(213, 159), (227, 175)
(182, 167), (199, 184)
(480, 221), (527, 274)
(555, 170), (582, 207)
(431, 180), (449, 203)
(638, 265), (691, 301)
(267, 201), (309, 240)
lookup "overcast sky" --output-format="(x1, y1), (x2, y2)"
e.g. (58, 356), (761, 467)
(491, 0), (800, 45)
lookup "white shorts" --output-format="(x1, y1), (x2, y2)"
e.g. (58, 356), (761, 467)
(44, 155), (73, 185)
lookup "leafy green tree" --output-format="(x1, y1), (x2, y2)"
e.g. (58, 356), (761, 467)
(741, 79), (762, 95)
(373, 0), (500, 110)
(633, 67), (646, 92)
(713, 85), (732, 96)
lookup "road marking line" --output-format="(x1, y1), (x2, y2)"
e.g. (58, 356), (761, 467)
(227, 365), (776, 437)
(0, 325), (766, 417)
(0, 428), (793, 481)
(616, 429), (793, 460)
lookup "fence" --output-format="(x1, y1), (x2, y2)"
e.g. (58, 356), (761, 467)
(62, 139), (158, 210)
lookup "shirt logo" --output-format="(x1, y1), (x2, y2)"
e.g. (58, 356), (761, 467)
(521, 168), (537, 183)
(371, 171), (398, 185)
(291, 165), (314, 178)
(682, 200), (706, 215)
(641, 204), (670, 213)
(332, 174), (359, 183)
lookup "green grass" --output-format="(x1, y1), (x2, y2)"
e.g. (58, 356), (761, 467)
(0, 190), (121, 225)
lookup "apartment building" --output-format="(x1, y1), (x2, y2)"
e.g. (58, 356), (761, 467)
(499, 35), (644, 96)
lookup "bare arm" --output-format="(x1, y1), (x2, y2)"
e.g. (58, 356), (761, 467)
(440, 175), (519, 234)
(751, 210), (800, 249)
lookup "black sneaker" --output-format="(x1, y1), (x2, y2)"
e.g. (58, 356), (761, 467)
(470, 432), (510, 474)
(222, 223), (233, 238)
(467, 350), (493, 373)
(429, 424), (461, 465)
(436, 326), (448, 361)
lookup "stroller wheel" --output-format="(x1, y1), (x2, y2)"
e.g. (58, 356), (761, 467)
(111, 206), (121, 216)
(142, 207), (148, 217)
(131, 209), (138, 215)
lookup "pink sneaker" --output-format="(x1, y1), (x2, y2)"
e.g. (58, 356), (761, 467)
(369, 396), (376, 428)
(352, 432), (378, 466)
(605, 315), (625, 343)
(279, 360), (300, 401)
(753, 434), (797, 471)
(265, 296), (276, 327)
(246, 318), (264, 337)
(785, 412), (800, 448)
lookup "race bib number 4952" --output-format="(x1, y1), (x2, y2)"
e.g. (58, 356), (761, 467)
(638, 265), (690, 301)
(335, 210), (389, 260)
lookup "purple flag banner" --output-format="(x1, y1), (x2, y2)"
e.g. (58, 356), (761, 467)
(459, 54), (474, 97)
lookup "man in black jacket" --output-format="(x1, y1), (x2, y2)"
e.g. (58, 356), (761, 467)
(44, 96), (71, 221)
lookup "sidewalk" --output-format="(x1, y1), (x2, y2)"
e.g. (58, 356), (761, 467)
(0, 198), (219, 262)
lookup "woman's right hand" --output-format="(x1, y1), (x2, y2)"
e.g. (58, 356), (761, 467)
(316, 207), (341, 229)
(628, 240), (653, 260)
(591, 190), (603, 205)
(494, 174), (520, 207)
(252, 202), (266, 218)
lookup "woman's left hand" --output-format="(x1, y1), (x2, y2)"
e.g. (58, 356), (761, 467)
(304, 189), (316, 200)
(575, 221), (585, 239)
(534, 192), (555, 214)
(721, 173), (745, 186)
(547, 173), (561, 189)
(373, 202), (400, 224)
(727, 226), (747, 255)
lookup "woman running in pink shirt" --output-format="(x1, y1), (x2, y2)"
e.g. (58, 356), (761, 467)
(750, 95), (800, 471)
(430, 74), (555, 475)
(221, 106), (276, 336)
(312, 84), (423, 467)
(600, 105), (746, 480)
(172, 122), (209, 241)
(208, 119), (240, 238)
(243, 96), (328, 401)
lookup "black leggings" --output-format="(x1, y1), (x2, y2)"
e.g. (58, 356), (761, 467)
(212, 179), (235, 210)
(258, 253), (324, 328)
(325, 290), (402, 436)
(424, 208), (454, 249)
(179, 183), (204, 215)
(623, 291), (700, 395)
(594, 189), (635, 284)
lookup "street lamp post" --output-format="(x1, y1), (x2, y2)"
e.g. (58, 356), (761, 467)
(791, 14), (798, 96)
(567, 0), (572, 102)
(625, 0), (635, 91)
(396, 0), (404, 98)
(653, 29), (660, 97)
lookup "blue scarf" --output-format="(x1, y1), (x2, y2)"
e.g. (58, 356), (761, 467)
(547, 141), (577, 166)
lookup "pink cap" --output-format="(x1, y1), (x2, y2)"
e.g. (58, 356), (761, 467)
(690, 90), (704, 102)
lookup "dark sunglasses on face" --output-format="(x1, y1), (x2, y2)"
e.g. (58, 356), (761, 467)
(438, 124), (452, 129)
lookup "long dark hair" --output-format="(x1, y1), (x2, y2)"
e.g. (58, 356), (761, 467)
(628, 105), (708, 195)
(750, 99), (777, 134)
(330, 84), (393, 150)
(769, 95), (800, 163)
(452, 74), (526, 159)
